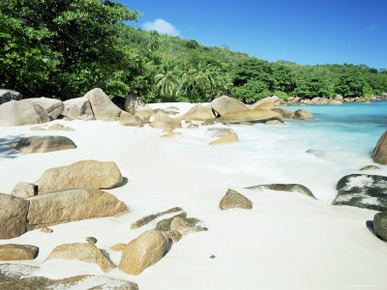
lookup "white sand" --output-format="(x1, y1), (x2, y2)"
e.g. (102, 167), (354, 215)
(0, 103), (386, 290)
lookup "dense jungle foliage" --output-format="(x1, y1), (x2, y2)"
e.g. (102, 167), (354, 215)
(1, 0), (386, 102)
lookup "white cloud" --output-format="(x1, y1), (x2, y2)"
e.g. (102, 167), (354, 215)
(367, 25), (377, 30)
(143, 19), (180, 36)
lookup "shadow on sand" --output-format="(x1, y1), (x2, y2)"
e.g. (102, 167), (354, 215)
(0, 135), (25, 160)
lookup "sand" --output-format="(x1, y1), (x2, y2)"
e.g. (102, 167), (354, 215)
(0, 102), (386, 290)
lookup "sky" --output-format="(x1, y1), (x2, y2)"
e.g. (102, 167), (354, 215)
(122, 0), (387, 69)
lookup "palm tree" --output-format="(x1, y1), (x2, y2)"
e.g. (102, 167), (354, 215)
(154, 62), (179, 100)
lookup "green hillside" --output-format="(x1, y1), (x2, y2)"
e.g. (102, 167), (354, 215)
(1, 1), (386, 102)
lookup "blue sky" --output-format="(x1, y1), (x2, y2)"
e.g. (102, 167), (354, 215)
(122, 0), (387, 69)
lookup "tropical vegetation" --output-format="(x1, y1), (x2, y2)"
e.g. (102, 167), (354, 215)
(1, 0), (386, 103)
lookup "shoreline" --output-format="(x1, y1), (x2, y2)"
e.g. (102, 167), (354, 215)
(0, 97), (386, 289)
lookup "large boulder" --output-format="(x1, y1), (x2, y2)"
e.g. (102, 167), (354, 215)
(124, 91), (154, 123)
(29, 97), (64, 120)
(294, 109), (314, 120)
(217, 108), (284, 124)
(44, 243), (116, 272)
(0, 244), (39, 261)
(27, 189), (127, 230)
(119, 230), (169, 275)
(372, 131), (387, 165)
(219, 189), (253, 210)
(211, 96), (248, 117)
(245, 183), (316, 199)
(332, 174), (387, 211)
(250, 97), (276, 110)
(84, 88), (122, 121)
(0, 193), (29, 239)
(62, 97), (95, 120)
(11, 136), (77, 154)
(0, 100), (50, 126)
(149, 111), (181, 133)
(272, 108), (294, 119)
(374, 213), (387, 242)
(0, 89), (22, 104)
(182, 104), (215, 121)
(35, 160), (122, 194)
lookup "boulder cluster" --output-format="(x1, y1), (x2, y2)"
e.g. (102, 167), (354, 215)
(1, 87), (386, 287)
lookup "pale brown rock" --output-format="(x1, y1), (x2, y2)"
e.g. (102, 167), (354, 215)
(11, 182), (37, 198)
(211, 96), (248, 117)
(111, 243), (126, 252)
(272, 108), (294, 119)
(119, 230), (169, 275)
(124, 91), (154, 123)
(329, 100), (343, 105)
(0, 264), (138, 289)
(45, 243), (116, 272)
(218, 108), (283, 124)
(0, 100), (50, 126)
(27, 189), (127, 229)
(62, 97), (95, 121)
(11, 136), (77, 154)
(250, 97), (276, 110)
(119, 111), (143, 127)
(372, 131), (387, 165)
(210, 133), (239, 145)
(219, 189), (253, 210)
(84, 88), (122, 121)
(149, 111), (181, 133)
(182, 104), (215, 121)
(265, 120), (284, 125)
(294, 109), (314, 120)
(40, 227), (53, 233)
(48, 124), (76, 131)
(29, 97), (64, 120)
(170, 216), (207, 236)
(0, 193), (29, 239)
(35, 160), (122, 194)
(0, 244), (38, 261)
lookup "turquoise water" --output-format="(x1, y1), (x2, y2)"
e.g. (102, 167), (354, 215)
(280, 101), (387, 155)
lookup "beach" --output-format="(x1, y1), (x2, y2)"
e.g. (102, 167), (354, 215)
(0, 101), (386, 289)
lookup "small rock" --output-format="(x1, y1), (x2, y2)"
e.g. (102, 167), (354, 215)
(119, 230), (169, 275)
(170, 216), (208, 236)
(155, 212), (187, 231)
(40, 227), (53, 233)
(245, 183), (316, 199)
(86, 237), (98, 244)
(219, 189), (253, 210)
(111, 243), (126, 252)
(44, 243), (116, 272)
(11, 182), (37, 198)
(210, 255), (215, 259)
(48, 124), (76, 131)
(131, 207), (183, 229)
(265, 120), (284, 125)
(119, 111), (143, 127)
(0, 244), (39, 261)
(360, 165), (380, 171)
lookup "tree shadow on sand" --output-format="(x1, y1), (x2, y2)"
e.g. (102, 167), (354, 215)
(0, 135), (25, 160)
